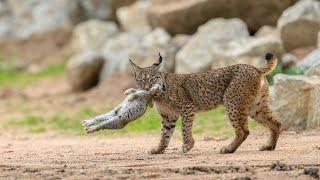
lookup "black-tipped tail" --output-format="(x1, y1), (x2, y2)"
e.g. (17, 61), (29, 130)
(259, 52), (277, 75)
(265, 52), (274, 61)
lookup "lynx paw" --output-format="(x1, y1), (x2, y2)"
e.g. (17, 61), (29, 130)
(219, 146), (235, 154)
(148, 147), (164, 154)
(259, 144), (276, 151)
(182, 139), (194, 153)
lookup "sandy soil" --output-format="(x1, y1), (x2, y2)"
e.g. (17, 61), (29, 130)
(0, 131), (319, 180)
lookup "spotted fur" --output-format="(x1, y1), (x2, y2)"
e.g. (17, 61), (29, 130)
(130, 53), (281, 154)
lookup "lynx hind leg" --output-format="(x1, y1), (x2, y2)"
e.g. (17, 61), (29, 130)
(250, 83), (281, 151)
(220, 78), (259, 154)
(221, 102), (250, 154)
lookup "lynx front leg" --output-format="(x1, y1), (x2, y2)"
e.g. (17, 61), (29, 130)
(181, 104), (195, 153)
(149, 113), (177, 154)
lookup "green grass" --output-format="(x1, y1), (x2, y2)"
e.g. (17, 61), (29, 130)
(0, 60), (66, 88)
(267, 64), (304, 85)
(0, 107), (262, 136)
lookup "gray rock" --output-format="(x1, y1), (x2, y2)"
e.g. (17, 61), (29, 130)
(67, 51), (105, 92)
(176, 18), (249, 73)
(129, 28), (176, 73)
(5, 0), (84, 39)
(71, 19), (118, 53)
(296, 48), (320, 71)
(0, 1), (9, 17)
(277, 0), (320, 51)
(281, 53), (299, 68)
(306, 61), (320, 76)
(255, 25), (280, 38)
(318, 31), (320, 48)
(176, 18), (284, 74)
(79, 0), (137, 20)
(117, 0), (151, 33)
(100, 32), (140, 80)
(271, 74), (320, 130)
(147, 0), (297, 35)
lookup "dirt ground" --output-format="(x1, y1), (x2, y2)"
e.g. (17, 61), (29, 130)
(0, 131), (319, 180)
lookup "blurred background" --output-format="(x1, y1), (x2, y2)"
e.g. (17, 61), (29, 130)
(0, 0), (319, 137)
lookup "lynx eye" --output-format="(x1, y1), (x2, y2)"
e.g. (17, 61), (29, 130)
(149, 77), (158, 83)
(137, 80), (144, 84)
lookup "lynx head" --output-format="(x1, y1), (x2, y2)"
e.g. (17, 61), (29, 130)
(129, 53), (164, 91)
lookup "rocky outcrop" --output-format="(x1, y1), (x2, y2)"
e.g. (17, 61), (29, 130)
(306, 61), (320, 76)
(0, 0), (84, 40)
(100, 32), (140, 80)
(117, 0), (151, 33)
(271, 74), (320, 130)
(67, 51), (104, 92)
(296, 48), (320, 72)
(79, 0), (137, 20)
(277, 0), (320, 51)
(318, 32), (320, 48)
(176, 18), (284, 74)
(129, 28), (175, 73)
(71, 20), (118, 53)
(147, 0), (297, 35)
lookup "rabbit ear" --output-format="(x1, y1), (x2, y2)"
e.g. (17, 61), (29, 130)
(129, 58), (141, 71)
(151, 53), (163, 70)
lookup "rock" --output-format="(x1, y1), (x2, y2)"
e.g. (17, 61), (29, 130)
(176, 18), (249, 73)
(6, 0), (84, 39)
(71, 20), (118, 53)
(117, 0), (151, 33)
(129, 28), (176, 72)
(255, 26), (280, 38)
(277, 0), (320, 51)
(296, 48), (320, 71)
(147, 0), (297, 35)
(67, 51), (104, 91)
(171, 34), (190, 48)
(306, 61), (320, 76)
(100, 32), (140, 80)
(210, 35), (284, 70)
(318, 32), (320, 48)
(281, 53), (299, 68)
(0, 1), (9, 17)
(176, 18), (284, 74)
(271, 74), (320, 130)
(79, 0), (137, 20)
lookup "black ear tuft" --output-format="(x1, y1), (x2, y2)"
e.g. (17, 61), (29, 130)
(265, 52), (274, 61)
(153, 52), (163, 66)
(129, 58), (141, 71)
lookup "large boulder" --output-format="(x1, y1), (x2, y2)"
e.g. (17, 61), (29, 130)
(306, 61), (320, 76)
(176, 18), (284, 74)
(117, 0), (151, 33)
(210, 35), (284, 70)
(176, 18), (249, 73)
(100, 32), (140, 80)
(5, 0), (84, 39)
(129, 28), (175, 72)
(67, 51), (104, 92)
(271, 74), (320, 130)
(147, 0), (297, 35)
(277, 0), (320, 51)
(296, 48), (320, 72)
(71, 20), (118, 53)
(79, 0), (137, 20)
(318, 31), (320, 48)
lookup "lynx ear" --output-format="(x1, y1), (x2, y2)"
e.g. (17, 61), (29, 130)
(152, 53), (162, 70)
(129, 58), (141, 71)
